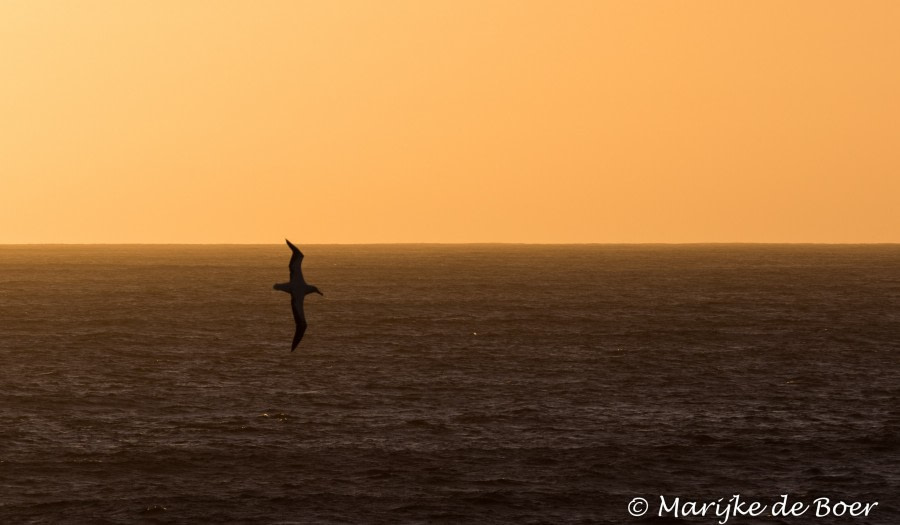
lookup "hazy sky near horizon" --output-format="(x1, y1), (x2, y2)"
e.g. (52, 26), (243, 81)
(2, 1), (898, 243)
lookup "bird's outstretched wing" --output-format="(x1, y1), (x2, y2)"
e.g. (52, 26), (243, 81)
(286, 239), (305, 283)
(290, 293), (308, 352)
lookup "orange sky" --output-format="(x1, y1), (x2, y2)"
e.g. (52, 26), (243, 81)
(2, 1), (898, 243)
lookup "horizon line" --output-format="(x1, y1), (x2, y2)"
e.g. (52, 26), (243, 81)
(2, 242), (899, 246)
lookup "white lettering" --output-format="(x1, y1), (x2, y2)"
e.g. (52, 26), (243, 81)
(814, 497), (831, 517)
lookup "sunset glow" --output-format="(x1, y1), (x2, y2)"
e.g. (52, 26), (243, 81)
(2, 1), (898, 243)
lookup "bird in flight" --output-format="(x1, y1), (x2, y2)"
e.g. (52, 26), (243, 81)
(273, 239), (323, 351)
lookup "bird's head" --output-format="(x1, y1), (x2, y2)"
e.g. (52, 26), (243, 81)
(311, 286), (324, 296)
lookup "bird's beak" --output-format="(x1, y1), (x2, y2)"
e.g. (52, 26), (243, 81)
(317, 290), (325, 296)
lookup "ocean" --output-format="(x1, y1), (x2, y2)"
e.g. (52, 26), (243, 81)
(1, 245), (898, 524)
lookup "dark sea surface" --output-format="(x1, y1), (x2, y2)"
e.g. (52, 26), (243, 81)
(1, 245), (898, 524)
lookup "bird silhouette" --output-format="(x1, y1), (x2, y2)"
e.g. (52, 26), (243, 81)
(273, 239), (323, 351)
